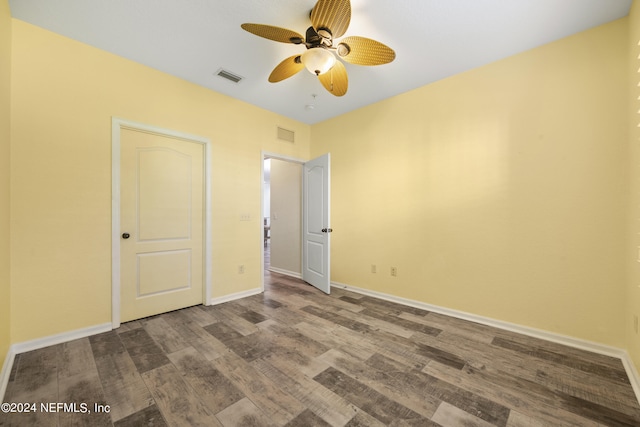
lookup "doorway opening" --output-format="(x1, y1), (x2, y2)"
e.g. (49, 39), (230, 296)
(261, 151), (331, 294)
(262, 154), (303, 288)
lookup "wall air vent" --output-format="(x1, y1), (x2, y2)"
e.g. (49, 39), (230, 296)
(277, 127), (295, 143)
(216, 68), (243, 83)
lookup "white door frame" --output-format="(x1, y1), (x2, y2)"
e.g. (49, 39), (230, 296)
(112, 117), (212, 329)
(261, 151), (305, 291)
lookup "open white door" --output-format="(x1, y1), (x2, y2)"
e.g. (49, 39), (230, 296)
(302, 153), (331, 294)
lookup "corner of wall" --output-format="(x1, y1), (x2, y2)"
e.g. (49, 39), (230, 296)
(627, 0), (640, 372)
(0, 0), (13, 384)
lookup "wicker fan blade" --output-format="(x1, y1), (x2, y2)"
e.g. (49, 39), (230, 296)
(318, 61), (348, 96)
(269, 55), (305, 82)
(310, 0), (351, 39)
(337, 36), (396, 66)
(241, 23), (305, 44)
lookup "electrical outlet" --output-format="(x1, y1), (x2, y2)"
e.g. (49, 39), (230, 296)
(238, 265), (245, 274)
(371, 264), (377, 273)
(239, 213), (251, 221)
(390, 267), (397, 277)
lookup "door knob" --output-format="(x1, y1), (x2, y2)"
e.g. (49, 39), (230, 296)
(122, 233), (130, 239)
(321, 228), (333, 233)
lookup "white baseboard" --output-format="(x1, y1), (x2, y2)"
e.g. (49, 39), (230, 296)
(10, 323), (113, 355)
(210, 287), (263, 305)
(0, 322), (112, 402)
(621, 351), (640, 404)
(332, 281), (640, 404)
(268, 267), (302, 279)
(0, 347), (15, 403)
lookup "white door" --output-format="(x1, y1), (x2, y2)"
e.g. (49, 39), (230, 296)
(120, 127), (205, 322)
(302, 153), (331, 294)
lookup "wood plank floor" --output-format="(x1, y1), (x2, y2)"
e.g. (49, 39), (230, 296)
(2, 251), (640, 426)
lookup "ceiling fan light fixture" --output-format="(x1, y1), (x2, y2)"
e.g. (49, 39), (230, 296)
(301, 48), (336, 76)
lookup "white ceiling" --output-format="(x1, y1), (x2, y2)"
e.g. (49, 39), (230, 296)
(8, 0), (632, 124)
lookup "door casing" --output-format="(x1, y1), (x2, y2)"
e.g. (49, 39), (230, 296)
(112, 117), (212, 329)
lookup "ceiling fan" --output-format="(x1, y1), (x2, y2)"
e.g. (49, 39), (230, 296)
(241, 0), (395, 97)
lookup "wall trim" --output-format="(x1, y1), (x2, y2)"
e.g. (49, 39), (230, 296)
(0, 323), (112, 402)
(332, 281), (640, 404)
(210, 288), (263, 306)
(621, 350), (640, 404)
(0, 348), (14, 402)
(11, 323), (113, 355)
(268, 267), (302, 280)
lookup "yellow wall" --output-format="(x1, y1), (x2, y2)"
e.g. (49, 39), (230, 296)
(0, 0), (11, 368)
(312, 18), (628, 347)
(627, 1), (640, 368)
(9, 20), (310, 343)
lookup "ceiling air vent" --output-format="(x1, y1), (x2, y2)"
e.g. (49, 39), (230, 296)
(277, 127), (295, 143)
(216, 68), (243, 83)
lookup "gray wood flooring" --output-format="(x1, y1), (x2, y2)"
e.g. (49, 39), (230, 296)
(2, 252), (640, 426)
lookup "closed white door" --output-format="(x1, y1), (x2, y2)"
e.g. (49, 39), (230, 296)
(302, 153), (331, 294)
(120, 127), (204, 322)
